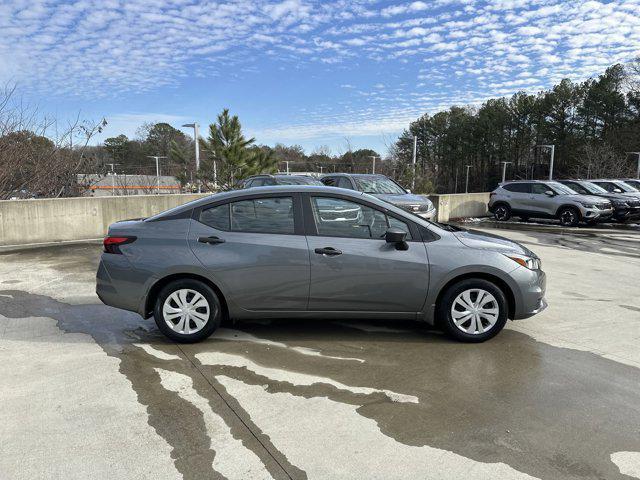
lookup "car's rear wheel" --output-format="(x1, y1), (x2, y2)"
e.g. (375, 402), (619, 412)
(154, 279), (221, 343)
(558, 206), (580, 227)
(437, 279), (508, 343)
(493, 204), (511, 221)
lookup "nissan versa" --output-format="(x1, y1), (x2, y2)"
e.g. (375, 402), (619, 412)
(97, 186), (547, 343)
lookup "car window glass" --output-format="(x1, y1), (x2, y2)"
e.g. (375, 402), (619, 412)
(200, 203), (230, 230)
(594, 182), (615, 192)
(230, 197), (294, 234)
(337, 177), (353, 189)
(564, 182), (587, 195)
(531, 184), (549, 194)
(311, 197), (411, 240)
(353, 176), (405, 194)
(503, 183), (530, 193)
(322, 177), (336, 186)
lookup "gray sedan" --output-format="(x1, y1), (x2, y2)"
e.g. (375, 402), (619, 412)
(97, 186), (546, 343)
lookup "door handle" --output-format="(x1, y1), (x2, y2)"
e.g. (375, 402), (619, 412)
(198, 236), (225, 244)
(314, 247), (342, 256)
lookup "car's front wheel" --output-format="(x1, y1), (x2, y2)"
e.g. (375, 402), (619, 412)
(437, 279), (508, 343)
(558, 206), (580, 227)
(154, 279), (221, 343)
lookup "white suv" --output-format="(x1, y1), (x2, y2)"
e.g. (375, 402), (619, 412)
(488, 180), (613, 226)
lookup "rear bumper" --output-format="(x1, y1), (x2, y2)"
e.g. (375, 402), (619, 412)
(96, 254), (144, 314)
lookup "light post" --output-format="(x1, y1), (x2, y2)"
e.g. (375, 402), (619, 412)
(627, 152), (640, 179)
(501, 161), (512, 183)
(465, 165), (471, 193)
(411, 135), (417, 190)
(370, 155), (380, 174)
(537, 145), (555, 180)
(182, 123), (201, 192)
(106, 163), (121, 196)
(147, 156), (167, 195)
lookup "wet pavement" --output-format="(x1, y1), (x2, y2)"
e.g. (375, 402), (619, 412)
(1, 228), (640, 480)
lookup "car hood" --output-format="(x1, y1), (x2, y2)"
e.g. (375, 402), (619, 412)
(453, 228), (534, 256)
(563, 194), (609, 204)
(371, 193), (433, 207)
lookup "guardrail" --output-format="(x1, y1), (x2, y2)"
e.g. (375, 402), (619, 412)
(0, 192), (491, 247)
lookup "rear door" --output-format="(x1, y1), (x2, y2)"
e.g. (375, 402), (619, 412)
(188, 193), (309, 311)
(303, 194), (429, 312)
(503, 183), (531, 212)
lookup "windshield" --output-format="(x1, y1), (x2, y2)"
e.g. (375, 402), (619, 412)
(354, 176), (405, 195)
(548, 182), (577, 195)
(276, 176), (322, 185)
(580, 181), (608, 194)
(616, 181), (639, 192)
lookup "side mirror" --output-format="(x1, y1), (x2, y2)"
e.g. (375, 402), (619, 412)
(613, 188), (622, 193)
(405, 189), (412, 194)
(385, 228), (408, 250)
(544, 190), (555, 196)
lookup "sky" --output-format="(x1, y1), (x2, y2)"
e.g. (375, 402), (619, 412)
(1, 0), (640, 155)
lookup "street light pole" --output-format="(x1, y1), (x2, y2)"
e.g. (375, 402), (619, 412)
(411, 135), (417, 191)
(182, 123), (201, 193)
(501, 161), (512, 183)
(627, 152), (640, 179)
(370, 156), (379, 174)
(538, 145), (555, 180)
(465, 165), (471, 193)
(147, 156), (167, 195)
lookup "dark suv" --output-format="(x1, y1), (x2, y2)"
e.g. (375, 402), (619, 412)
(321, 173), (436, 220)
(559, 180), (640, 223)
(239, 174), (323, 188)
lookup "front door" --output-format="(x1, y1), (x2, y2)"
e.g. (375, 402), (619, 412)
(304, 195), (429, 312)
(189, 194), (309, 311)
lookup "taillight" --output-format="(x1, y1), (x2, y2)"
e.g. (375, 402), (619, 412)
(103, 236), (136, 254)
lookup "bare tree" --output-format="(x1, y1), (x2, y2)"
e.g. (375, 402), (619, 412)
(573, 144), (633, 179)
(0, 85), (106, 199)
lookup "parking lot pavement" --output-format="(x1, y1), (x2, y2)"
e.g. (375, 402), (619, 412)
(1, 230), (639, 480)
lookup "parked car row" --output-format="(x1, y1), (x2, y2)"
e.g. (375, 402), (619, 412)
(239, 173), (438, 220)
(488, 179), (640, 227)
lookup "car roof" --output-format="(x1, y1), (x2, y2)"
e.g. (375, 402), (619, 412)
(147, 185), (407, 221)
(322, 173), (387, 178)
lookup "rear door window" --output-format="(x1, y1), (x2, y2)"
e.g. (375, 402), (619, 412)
(199, 197), (295, 234)
(503, 183), (531, 193)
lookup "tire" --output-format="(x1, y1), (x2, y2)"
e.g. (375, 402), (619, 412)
(558, 206), (580, 227)
(153, 279), (222, 343)
(436, 278), (509, 343)
(493, 204), (511, 221)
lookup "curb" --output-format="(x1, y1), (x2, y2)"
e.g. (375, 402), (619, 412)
(0, 238), (103, 253)
(454, 220), (639, 235)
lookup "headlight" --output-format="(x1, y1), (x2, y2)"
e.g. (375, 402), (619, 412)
(505, 254), (541, 270)
(613, 201), (629, 207)
(579, 202), (596, 208)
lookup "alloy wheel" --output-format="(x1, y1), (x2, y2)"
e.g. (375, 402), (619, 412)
(495, 206), (508, 221)
(162, 289), (212, 335)
(560, 209), (577, 226)
(450, 289), (499, 334)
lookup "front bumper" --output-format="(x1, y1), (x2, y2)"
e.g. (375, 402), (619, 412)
(511, 267), (547, 320)
(581, 206), (613, 221)
(613, 206), (640, 222)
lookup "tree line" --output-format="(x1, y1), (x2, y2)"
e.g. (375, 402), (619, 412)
(390, 60), (640, 193)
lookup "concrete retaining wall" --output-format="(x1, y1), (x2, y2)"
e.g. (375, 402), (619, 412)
(428, 193), (490, 222)
(0, 194), (210, 247)
(0, 192), (491, 247)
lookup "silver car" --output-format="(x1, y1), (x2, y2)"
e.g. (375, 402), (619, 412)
(97, 186), (546, 343)
(488, 180), (613, 226)
(321, 173), (437, 220)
